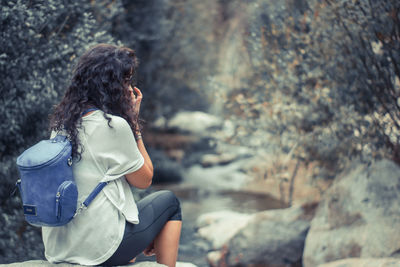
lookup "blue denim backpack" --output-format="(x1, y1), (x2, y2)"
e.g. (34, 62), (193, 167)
(15, 109), (107, 227)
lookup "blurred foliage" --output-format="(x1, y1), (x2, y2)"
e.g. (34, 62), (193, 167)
(111, 0), (218, 119)
(0, 0), (116, 262)
(221, 0), (400, 178)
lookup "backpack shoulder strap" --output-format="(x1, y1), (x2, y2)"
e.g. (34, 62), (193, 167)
(83, 182), (109, 207)
(82, 108), (99, 116)
(74, 181), (109, 217)
(53, 135), (68, 142)
(73, 107), (104, 217)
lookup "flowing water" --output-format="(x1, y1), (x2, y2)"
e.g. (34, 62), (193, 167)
(136, 165), (285, 267)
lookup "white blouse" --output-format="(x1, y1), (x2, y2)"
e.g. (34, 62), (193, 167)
(42, 110), (144, 265)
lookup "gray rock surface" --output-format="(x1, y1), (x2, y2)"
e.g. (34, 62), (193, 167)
(0, 260), (162, 267)
(167, 111), (222, 135)
(196, 210), (254, 250)
(303, 159), (400, 267)
(0, 261), (196, 267)
(317, 257), (400, 267)
(204, 203), (317, 267)
(225, 205), (312, 267)
(200, 153), (238, 168)
(184, 159), (252, 191)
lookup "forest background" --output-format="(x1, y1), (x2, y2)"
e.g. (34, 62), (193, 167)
(0, 0), (399, 264)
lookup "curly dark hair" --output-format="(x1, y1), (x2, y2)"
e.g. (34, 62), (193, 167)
(50, 43), (141, 160)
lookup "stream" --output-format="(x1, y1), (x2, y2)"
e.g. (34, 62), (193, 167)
(135, 159), (285, 267)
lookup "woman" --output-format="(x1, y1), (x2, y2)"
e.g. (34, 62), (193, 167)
(43, 44), (182, 267)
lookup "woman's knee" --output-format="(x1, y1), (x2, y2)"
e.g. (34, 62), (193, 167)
(158, 190), (182, 221)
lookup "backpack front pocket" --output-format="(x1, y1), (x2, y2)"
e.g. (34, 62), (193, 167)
(56, 181), (78, 224)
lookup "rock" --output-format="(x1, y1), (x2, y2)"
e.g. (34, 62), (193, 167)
(184, 159), (251, 191)
(196, 210), (254, 249)
(0, 260), (165, 267)
(200, 153), (237, 167)
(317, 257), (400, 267)
(303, 159), (400, 267)
(0, 261), (197, 267)
(0, 261), (77, 267)
(197, 142), (254, 168)
(202, 204), (317, 267)
(223, 205), (313, 267)
(207, 251), (224, 267)
(151, 116), (168, 131)
(167, 111), (222, 135)
(176, 262), (199, 267)
(130, 262), (166, 267)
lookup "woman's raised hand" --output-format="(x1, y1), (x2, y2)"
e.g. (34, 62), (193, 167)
(130, 86), (143, 116)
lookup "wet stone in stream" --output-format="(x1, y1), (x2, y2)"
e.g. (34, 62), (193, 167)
(141, 184), (285, 267)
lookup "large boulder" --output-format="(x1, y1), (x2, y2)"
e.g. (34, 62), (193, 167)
(303, 159), (400, 267)
(225, 204), (315, 267)
(0, 260), (165, 267)
(317, 257), (400, 267)
(203, 203), (317, 267)
(0, 261), (196, 267)
(196, 210), (254, 250)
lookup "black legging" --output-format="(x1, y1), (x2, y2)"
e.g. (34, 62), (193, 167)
(102, 190), (182, 266)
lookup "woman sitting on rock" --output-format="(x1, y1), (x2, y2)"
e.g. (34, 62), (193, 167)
(44, 43), (182, 267)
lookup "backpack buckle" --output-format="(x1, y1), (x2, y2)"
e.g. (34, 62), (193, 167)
(73, 203), (87, 218)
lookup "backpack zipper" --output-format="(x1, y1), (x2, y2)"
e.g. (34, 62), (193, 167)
(55, 182), (70, 220)
(55, 191), (61, 219)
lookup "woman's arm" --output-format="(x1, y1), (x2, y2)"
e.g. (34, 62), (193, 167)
(125, 86), (154, 189)
(136, 136), (154, 173)
(125, 136), (153, 189)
